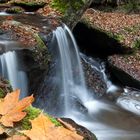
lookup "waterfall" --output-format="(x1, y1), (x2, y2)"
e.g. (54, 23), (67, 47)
(0, 51), (28, 98)
(34, 25), (140, 140)
(53, 25), (91, 115)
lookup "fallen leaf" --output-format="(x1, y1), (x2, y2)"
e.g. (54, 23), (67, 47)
(0, 89), (34, 127)
(21, 113), (83, 140)
(57, 119), (75, 131)
(6, 135), (28, 140)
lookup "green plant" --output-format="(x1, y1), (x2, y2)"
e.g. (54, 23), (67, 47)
(21, 106), (41, 130)
(114, 34), (124, 42)
(0, 88), (5, 98)
(50, 0), (85, 14)
(46, 114), (62, 127)
(133, 39), (140, 49)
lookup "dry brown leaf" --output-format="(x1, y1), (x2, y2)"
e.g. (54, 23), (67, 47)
(0, 89), (34, 127)
(57, 119), (75, 131)
(21, 113), (83, 140)
(6, 135), (28, 140)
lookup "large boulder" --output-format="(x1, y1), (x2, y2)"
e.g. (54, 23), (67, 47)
(78, 8), (140, 89)
(81, 8), (140, 49)
(108, 52), (140, 89)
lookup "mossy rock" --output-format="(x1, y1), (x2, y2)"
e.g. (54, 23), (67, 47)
(5, 6), (25, 13)
(49, 0), (93, 28)
(50, 0), (85, 14)
(13, 1), (46, 12)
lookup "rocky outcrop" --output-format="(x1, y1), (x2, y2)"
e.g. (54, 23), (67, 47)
(108, 52), (140, 89)
(79, 8), (140, 88)
(81, 8), (140, 49)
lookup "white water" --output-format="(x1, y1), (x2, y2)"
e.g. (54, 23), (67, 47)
(0, 12), (10, 16)
(52, 25), (140, 140)
(0, 51), (28, 98)
(54, 25), (91, 115)
(81, 54), (119, 94)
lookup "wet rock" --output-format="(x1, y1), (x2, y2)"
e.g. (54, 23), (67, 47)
(107, 86), (124, 101)
(82, 59), (107, 97)
(59, 118), (97, 140)
(0, 77), (12, 98)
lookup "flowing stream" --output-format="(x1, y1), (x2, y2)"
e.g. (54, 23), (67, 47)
(43, 25), (140, 140)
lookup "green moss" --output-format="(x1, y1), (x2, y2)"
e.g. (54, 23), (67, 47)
(50, 0), (85, 14)
(133, 40), (140, 49)
(21, 106), (61, 130)
(50, 0), (68, 14)
(0, 88), (5, 98)
(12, 1), (46, 11)
(13, 1), (46, 7)
(124, 25), (140, 34)
(47, 115), (62, 127)
(21, 106), (41, 130)
(34, 34), (46, 49)
(114, 34), (124, 42)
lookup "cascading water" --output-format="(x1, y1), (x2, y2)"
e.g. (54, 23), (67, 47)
(54, 25), (91, 116)
(42, 25), (140, 140)
(0, 41), (28, 98)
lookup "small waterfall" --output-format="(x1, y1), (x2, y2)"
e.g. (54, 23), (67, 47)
(34, 25), (140, 140)
(0, 51), (28, 98)
(53, 25), (91, 115)
(81, 53), (119, 94)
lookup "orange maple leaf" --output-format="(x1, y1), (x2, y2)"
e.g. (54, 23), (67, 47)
(21, 113), (83, 140)
(0, 89), (34, 127)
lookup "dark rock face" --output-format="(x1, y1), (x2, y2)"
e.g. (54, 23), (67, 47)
(59, 118), (97, 140)
(73, 22), (130, 58)
(16, 50), (47, 95)
(82, 59), (107, 97)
